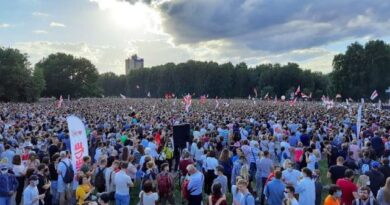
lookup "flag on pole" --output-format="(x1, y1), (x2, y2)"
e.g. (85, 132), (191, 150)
(370, 90), (378, 100)
(183, 94), (192, 112)
(136, 85), (140, 89)
(295, 86), (301, 95)
(215, 97), (220, 109)
(120, 94), (126, 99)
(335, 94), (342, 98)
(264, 93), (269, 99)
(67, 115), (89, 172)
(147, 92), (151, 98)
(56, 95), (63, 108)
(253, 88), (258, 98)
(309, 92), (312, 98)
(379, 100), (382, 110)
(356, 105), (362, 140)
(346, 99), (350, 106)
(301, 93), (308, 98)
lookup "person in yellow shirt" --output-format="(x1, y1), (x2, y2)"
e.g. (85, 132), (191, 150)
(324, 185), (342, 205)
(76, 176), (95, 205)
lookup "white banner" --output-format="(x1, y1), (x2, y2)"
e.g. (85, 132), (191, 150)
(67, 115), (89, 172)
(356, 105), (362, 142)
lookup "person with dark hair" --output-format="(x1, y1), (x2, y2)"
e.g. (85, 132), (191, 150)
(379, 158), (390, 180)
(75, 176), (95, 205)
(258, 150), (273, 205)
(208, 183), (227, 205)
(296, 167), (315, 205)
(23, 175), (45, 205)
(324, 185), (342, 205)
(352, 186), (378, 205)
(264, 171), (285, 205)
(212, 165), (228, 195)
(283, 185), (298, 205)
(336, 169), (358, 205)
(157, 163), (174, 205)
(36, 163), (51, 205)
(366, 161), (385, 197)
(328, 156), (348, 184)
(114, 161), (134, 205)
(12, 154), (26, 205)
(139, 180), (159, 205)
(0, 163), (18, 205)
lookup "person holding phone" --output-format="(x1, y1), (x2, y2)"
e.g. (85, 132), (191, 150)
(23, 175), (45, 205)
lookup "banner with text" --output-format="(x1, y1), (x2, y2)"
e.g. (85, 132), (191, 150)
(67, 115), (89, 172)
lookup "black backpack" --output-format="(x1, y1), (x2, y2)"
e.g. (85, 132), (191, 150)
(61, 161), (74, 184)
(95, 167), (106, 193)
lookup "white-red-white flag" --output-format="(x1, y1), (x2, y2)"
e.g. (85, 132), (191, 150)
(370, 90), (378, 100)
(183, 94), (192, 112)
(295, 86), (301, 95)
(56, 95), (63, 108)
(336, 94), (342, 98)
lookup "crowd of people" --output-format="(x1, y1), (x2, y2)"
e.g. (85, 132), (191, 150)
(0, 98), (390, 205)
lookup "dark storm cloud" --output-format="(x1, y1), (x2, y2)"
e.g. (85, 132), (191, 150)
(123, 0), (390, 52)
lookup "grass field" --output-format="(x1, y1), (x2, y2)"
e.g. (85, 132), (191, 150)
(129, 159), (331, 205)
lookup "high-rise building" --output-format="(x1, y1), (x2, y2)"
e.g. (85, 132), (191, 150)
(125, 54), (144, 75)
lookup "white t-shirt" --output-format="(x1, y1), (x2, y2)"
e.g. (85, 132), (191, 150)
(13, 164), (26, 177)
(139, 191), (159, 205)
(307, 154), (317, 171)
(204, 157), (218, 170)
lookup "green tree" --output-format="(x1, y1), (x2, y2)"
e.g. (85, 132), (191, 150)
(36, 53), (101, 98)
(0, 47), (44, 102)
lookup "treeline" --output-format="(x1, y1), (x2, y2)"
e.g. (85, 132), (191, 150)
(1, 40), (389, 102)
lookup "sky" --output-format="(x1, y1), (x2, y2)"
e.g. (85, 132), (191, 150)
(1, 0), (390, 74)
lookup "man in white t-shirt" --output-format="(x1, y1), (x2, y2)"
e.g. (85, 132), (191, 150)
(114, 162), (133, 205)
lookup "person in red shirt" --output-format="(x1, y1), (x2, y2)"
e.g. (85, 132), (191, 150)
(336, 169), (358, 205)
(179, 151), (194, 177)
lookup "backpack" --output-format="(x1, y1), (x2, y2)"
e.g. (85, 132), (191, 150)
(61, 161), (74, 184)
(181, 179), (190, 200)
(94, 167), (106, 193)
(157, 173), (173, 197)
(163, 147), (173, 160)
(361, 160), (371, 174)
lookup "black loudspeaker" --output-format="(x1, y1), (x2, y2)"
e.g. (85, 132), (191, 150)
(173, 123), (191, 149)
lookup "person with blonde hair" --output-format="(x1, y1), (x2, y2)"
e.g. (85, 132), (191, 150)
(377, 177), (390, 205)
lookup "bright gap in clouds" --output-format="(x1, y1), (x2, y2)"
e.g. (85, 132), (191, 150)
(91, 0), (164, 35)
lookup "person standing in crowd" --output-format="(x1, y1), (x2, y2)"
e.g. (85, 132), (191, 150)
(231, 176), (243, 205)
(366, 161), (385, 196)
(105, 160), (119, 194)
(76, 176), (95, 205)
(114, 161), (134, 205)
(258, 150), (273, 205)
(36, 164), (51, 205)
(336, 169), (358, 205)
(263, 170), (285, 205)
(212, 165), (228, 195)
(328, 157), (348, 184)
(0, 163), (18, 205)
(57, 151), (72, 205)
(157, 163), (174, 205)
(324, 185), (342, 205)
(296, 167), (315, 205)
(48, 153), (60, 205)
(237, 179), (254, 205)
(376, 177), (390, 205)
(281, 160), (301, 189)
(208, 183), (227, 205)
(352, 186), (378, 205)
(282, 185), (298, 205)
(12, 155), (26, 205)
(218, 148), (232, 191)
(139, 180), (159, 205)
(186, 165), (204, 205)
(204, 150), (218, 195)
(23, 175), (45, 205)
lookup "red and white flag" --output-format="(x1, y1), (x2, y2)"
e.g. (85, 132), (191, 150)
(295, 86), (301, 95)
(301, 93), (308, 98)
(370, 90), (378, 100)
(183, 94), (192, 112)
(56, 95), (63, 108)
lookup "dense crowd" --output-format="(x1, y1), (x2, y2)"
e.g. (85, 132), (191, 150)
(0, 98), (390, 205)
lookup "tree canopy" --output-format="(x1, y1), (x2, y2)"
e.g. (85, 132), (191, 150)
(0, 47), (44, 102)
(36, 53), (101, 98)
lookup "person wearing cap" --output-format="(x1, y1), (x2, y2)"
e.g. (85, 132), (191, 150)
(366, 161), (385, 197)
(23, 175), (45, 205)
(0, 163), (18, 205)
